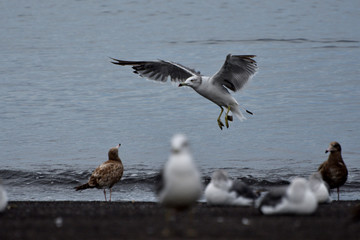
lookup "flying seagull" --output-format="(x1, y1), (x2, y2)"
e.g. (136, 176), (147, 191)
(111, 54), (258, 130)
(75, 144), (123, 201)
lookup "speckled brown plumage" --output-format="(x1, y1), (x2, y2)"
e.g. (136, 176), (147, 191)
(75, 144), (123, 201)
(318, 141), (347, 201)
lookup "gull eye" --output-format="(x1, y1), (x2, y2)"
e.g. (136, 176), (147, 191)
(191, 79), (195, 82)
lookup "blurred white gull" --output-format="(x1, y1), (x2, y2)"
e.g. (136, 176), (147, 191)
(157, 134), (202, 210)
(0, 181), (8, 212)
(111, 54), (258, 130)
(308, 172), (331, 204)
(204, 170), (259, 206)
(259, 177), (318, 215)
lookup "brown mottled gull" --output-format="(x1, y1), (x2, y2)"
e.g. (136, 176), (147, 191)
(75, 144), (123, 201)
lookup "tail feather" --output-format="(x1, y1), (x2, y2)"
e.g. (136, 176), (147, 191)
(74, 183), (92, 191)
(231, 107), (246, 121)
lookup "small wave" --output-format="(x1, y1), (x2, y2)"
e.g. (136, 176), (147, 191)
(312, 45), (360, 49)
(0, 169), (89, 186)
(168, 38), (359, 45)
(1, 169), (359, 192)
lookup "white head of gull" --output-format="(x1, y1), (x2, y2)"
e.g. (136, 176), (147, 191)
(308, 172), (331, 204)
(157, 134), (202, 210)
(111, 54), (258, 130)
(0, 181), (8, 212)
(259, 177), (318, 215)
(205, 170), (259, 206)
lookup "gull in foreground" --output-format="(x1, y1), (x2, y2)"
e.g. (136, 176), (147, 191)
(204, 170), (259, 206)
(308, 172), (331, 204)
(258, 177), (318, 215)
(157, 134), (202, 209)
(0, 181), (8, 212)
(111, 54), (258, 130)
(318, 141), (348, 201)
(75, 144), (123, 201)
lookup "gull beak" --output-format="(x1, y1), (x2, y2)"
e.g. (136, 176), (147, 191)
(178, 82), (187, 87)
(325, 145), (335, 154)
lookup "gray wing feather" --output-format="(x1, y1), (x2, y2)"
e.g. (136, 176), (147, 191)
(210, 54), (258, 92)
(111, 58), (200, 83)
(259, 186), (288, 209)
(229, 180), (259, 199)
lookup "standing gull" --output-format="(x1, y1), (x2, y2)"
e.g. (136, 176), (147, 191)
(0, 181), (8, 212)
(157, 134), (202, 237)
(318, 141), (348, 201)
(157, 134), (202, 209)
(111, 54), (258, 130)
(204, 170), (259, 206)
(75, 144), (123, 202)
(308, 172), (331, 204)
(258, 177), (318, 215)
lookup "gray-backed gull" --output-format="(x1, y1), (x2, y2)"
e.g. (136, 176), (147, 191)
(111, 54), (257, 130)
(259, 177), (318, 215)
(204, 170), (259, 206)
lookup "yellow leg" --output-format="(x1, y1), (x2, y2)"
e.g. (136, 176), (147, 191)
(225, 106), (231, 128)
(217, 107), (224, 130)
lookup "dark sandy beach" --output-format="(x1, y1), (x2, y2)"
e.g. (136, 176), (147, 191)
(1, 201), (359, 240)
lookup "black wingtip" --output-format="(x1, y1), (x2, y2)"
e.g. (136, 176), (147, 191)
(246, 110), (253, 115)
(109, 57), (118, 64)
(110, 57), (121, 65)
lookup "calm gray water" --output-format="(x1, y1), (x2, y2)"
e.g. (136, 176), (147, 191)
(1, 0), (359, 201)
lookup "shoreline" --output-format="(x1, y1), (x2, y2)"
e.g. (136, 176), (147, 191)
(1, 201), (359, 239)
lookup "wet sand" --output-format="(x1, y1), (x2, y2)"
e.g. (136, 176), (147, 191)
(0, 201), (359, 239)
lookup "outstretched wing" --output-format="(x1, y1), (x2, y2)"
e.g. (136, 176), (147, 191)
(210, 54), (258, 92)
(111, 58), (200, 82)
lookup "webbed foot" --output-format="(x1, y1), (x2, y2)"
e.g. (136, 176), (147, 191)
(217, 119), (224, 130)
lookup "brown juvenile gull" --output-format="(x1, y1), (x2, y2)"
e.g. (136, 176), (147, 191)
(75, 144), (123, 201)
(318, 141), (348, 201)
(111, 54), (258, 130)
